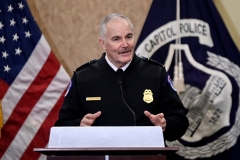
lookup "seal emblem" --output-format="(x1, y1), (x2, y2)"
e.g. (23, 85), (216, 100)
(143, 89), (153, 104)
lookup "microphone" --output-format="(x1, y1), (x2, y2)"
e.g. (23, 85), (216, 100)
(118, 79), (136, 126)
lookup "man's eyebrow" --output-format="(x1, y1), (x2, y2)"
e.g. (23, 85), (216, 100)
(111, 36), (120, 40)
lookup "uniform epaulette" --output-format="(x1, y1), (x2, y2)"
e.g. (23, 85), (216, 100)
(74, 59), (97, 72)
(140, 56), (165, 68)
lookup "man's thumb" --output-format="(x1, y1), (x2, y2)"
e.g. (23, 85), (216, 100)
(93, 111), (101, 119)
(144, 110), (152, 117)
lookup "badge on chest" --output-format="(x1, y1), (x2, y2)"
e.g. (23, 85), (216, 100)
(143, 89), (153, 104)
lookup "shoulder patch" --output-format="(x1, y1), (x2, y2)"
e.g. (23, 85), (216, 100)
(140, 56), (165, 68)
(167, 74), (177, 92)
(75, 59), (97, 72)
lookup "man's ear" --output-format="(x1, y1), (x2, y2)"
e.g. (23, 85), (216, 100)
(99, 38), (106, 50)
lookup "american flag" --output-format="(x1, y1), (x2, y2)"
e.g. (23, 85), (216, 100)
(0, 0), (70, 159)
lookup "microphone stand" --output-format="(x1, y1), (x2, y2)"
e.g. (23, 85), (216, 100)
(118, 79), (136, 126)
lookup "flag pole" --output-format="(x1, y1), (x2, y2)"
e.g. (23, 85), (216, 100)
(173, 0), (185, 93)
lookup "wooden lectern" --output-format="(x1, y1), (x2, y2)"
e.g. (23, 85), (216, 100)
(34, 127), (178, 160)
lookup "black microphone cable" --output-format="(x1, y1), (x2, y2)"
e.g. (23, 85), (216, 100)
(118, 79), (136, 126)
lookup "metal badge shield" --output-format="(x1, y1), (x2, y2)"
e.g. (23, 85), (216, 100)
(143, 89), (153, 104)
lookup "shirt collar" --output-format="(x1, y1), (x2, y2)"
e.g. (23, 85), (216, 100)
(105, 53), (131, 72)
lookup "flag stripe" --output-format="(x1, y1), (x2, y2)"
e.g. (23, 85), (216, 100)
(2, 35), (51, 123)
(0, 1), (70, 159)
(38, 153), (47, 160)
(0, 38), (60, 158)
(3, 66), (69, 160)
(21, 89), (66, 160)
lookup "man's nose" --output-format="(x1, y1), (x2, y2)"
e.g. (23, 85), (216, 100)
(121, 39), (128, 47)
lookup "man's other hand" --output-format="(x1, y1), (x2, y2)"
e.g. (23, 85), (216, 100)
(144, 111), (166, 131)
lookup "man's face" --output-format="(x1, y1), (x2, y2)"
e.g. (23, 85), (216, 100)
(99, 18), (135, 68)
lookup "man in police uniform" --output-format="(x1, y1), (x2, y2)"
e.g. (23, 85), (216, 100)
(55, 13), (189, 141)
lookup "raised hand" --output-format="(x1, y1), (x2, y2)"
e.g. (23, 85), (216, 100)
(80, 111), (101, 126)
(144, 111), (166, 131)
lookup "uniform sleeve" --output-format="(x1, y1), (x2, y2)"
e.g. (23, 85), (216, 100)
(54, 72), (84, 126)
(160, 68), (189, 141)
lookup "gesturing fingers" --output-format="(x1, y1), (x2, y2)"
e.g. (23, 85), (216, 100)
(144, 111), (166, 131)
(80, 111), (101, 126)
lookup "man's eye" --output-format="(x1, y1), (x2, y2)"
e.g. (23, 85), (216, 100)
(127, 35), (133, 39)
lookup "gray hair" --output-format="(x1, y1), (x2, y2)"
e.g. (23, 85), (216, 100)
(99, 13), (134, 40)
